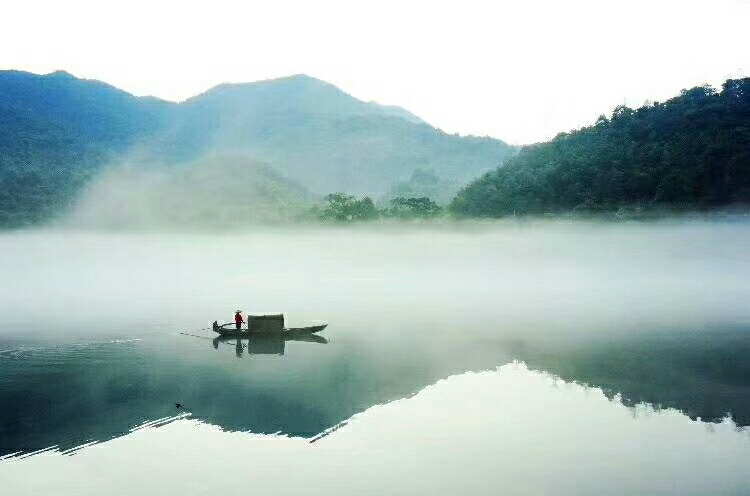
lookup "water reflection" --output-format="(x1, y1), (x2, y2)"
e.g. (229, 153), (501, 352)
(211, 332), (328, 356)
(2, 364), (748, 496)
(2, 321), (749, 457)
(506, 324), (750, 425)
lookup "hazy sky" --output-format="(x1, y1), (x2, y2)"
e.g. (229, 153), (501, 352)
(1, 0), (748, 144)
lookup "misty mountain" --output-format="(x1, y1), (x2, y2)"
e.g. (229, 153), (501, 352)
(0, 70), (516, 226)
(162, 74), (514, 196)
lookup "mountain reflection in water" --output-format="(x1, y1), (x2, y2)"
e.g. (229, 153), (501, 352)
(3, 320), (748, 458)
(1, 363), (748, 496)
(507, 325), (750, 425)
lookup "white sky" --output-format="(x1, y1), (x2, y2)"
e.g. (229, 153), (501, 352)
(1, 0), (748, 144)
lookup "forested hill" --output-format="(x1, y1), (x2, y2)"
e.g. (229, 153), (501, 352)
(451, 78), (750, 217)
(0, 71), (171, 225)
(0, 70), (516, 227)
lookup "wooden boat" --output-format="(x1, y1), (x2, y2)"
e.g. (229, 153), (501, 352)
(212, 314), (327, 338)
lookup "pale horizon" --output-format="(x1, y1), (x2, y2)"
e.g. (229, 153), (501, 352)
(2, 0), (749, 145)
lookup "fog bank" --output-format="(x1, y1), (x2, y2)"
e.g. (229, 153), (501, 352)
(3, 220), (750, 341)
(64, 156), (315, 229)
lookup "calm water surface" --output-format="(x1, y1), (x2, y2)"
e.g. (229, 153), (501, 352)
(1, 221), (749, 464)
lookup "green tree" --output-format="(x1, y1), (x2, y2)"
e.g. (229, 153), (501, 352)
(320, 193), (379, 221)
(387, 196), (442, 218)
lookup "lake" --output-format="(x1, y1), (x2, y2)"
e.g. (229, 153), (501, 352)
(1, 220), (749, 494)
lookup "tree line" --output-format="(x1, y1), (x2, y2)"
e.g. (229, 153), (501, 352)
(313, 193), (443, 221)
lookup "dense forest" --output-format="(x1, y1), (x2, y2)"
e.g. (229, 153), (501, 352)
(451, 78), (750, 217)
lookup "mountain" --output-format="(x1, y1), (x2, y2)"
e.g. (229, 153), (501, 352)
(451, 78), (750, 217)
(167, 74), (515, 196)
(0, 70), (172, 225)
(0, 70), (516, 227)
(183, 74), (426, 122)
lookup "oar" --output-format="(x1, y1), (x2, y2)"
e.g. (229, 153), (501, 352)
(178, 332), (214, 340)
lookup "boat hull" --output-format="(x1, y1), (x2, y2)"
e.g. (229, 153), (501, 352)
(212, 321), (327, 338)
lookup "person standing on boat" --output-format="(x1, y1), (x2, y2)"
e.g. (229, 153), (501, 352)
(235, 310), (244, 330)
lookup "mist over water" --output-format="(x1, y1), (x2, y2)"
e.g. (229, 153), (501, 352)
(1, 219), (750, 465)
(6, 219), (749, 336)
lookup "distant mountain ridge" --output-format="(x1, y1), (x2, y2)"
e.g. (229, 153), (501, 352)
(0, 70), (516, 226)
(0, 70), (170, 147)
(170, 73), (515, 195)
(184, 74), (426, 123)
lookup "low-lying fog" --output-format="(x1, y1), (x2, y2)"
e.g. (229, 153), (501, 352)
(4, 219), (749, 340)
(62, 157), (316, 228)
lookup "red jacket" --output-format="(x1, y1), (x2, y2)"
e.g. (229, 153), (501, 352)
(235, 313), (244, 325)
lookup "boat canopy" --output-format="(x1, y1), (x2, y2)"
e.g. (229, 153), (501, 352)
(248, 314), (284, 332)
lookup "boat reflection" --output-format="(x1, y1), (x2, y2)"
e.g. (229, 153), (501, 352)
(212, 331), (328, 357)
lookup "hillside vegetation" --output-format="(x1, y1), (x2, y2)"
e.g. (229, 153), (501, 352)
(451, 78), (750, 217)
(0, 71), (171, 225)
